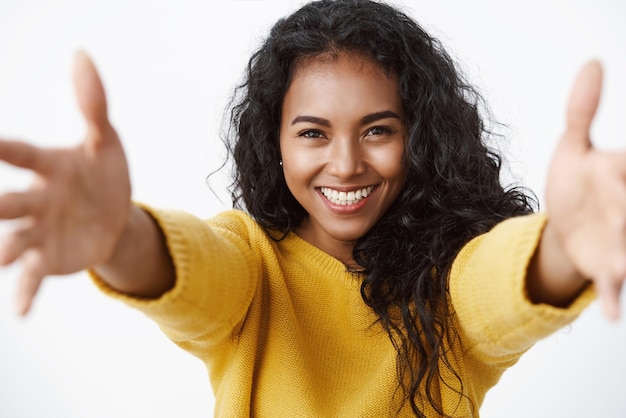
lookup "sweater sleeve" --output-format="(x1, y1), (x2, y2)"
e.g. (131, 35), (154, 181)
(89, 205), (259, 346)
(449, 212), (596, 365)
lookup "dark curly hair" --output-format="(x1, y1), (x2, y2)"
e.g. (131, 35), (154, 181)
(224, 0), (536, 416)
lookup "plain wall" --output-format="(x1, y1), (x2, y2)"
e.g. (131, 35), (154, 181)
(0, 1), (625, 417)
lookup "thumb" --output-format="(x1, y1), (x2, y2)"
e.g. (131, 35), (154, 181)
(72, 50), (111, 137)
(563, 60), (603, 151)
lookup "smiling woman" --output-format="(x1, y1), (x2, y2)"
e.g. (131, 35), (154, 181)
(222, 3), (546, 415)
(0, 0), (625, 418)
(279, 53), (407, 265)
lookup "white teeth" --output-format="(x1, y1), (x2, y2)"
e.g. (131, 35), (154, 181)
(320, 186), (374, 206)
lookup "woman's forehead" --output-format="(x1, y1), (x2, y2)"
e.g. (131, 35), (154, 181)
(281, 53), (404, 126)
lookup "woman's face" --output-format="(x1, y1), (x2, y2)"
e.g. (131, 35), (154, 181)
(279, 53), (407, 262)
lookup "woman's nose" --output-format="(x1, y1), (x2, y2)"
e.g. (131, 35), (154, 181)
(326, 138), (366, 179)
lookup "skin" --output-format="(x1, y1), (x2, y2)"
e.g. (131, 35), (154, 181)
(0, 52), (175, 314)
(279, 54), (407, 267)
(0, 52), (623, 321)
(528, 61), (624, 316)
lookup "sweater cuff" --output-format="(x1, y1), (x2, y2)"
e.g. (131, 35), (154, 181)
(88, 203), (202, 315)
(89, 203), (258, 343)
(450, 212), (596, 361)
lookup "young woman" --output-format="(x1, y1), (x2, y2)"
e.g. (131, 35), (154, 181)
(0, 0), (622, 416)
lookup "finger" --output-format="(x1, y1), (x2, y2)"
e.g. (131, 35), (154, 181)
(595, 274), (622, 321)
(0, 190), (41, 220)
(0, 223), (38, 266)
(15, 250), (47, 316)
(72, 50), (111, 139)
(0, 140), (51, 173)
(563, 60), (603, 150)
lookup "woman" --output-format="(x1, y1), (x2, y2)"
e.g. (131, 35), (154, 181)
(0, 0), (622, 416)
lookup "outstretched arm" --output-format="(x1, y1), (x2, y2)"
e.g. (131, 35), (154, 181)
(527, 60), (624, 319)
(0, 52), (174, 315)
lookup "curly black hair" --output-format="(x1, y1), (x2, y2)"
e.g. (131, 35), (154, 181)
(224, 0), (536, 416)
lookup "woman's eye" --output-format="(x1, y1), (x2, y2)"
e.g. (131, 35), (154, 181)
(366, 126), (392, 137)
(299, 130), (325, 139)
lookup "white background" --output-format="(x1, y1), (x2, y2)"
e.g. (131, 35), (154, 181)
(0, 1), (625, 417)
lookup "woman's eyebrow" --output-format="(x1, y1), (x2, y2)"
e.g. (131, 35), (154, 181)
(291, 111), (401, 127)
(361, 110), (401, 125)
(291, 115), (331, 126)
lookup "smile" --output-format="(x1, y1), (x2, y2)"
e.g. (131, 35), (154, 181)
(319, 186), (374, 206)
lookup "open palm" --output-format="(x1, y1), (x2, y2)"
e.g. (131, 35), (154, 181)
(0, 52), (131, 314)
(546, 61), (625, 319)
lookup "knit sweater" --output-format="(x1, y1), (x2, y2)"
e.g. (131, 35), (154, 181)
(92, 208), (595, 417)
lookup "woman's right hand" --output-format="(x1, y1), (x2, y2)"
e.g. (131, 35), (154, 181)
(0, 51), (132, 315)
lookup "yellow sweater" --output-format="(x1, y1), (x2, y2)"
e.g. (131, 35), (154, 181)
(92, 208), (595, 417)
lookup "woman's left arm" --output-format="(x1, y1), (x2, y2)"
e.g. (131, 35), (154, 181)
(527, 60), (625, 320)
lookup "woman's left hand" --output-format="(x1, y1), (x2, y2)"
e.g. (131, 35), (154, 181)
(544, 60), (625, 320)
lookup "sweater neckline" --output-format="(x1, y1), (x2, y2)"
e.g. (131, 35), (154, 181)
(281, 231), (366, 277)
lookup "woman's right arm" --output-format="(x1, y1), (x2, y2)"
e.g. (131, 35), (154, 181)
(0, 51), (174, 315)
